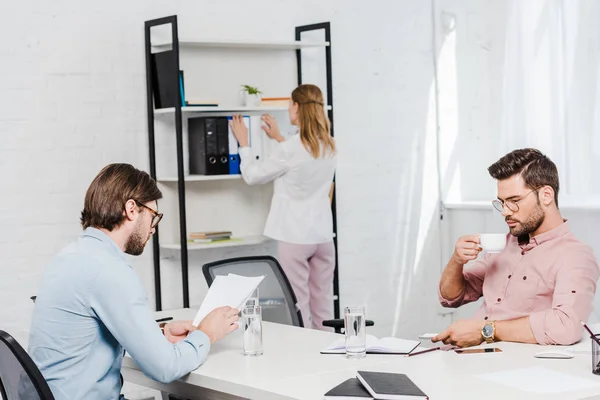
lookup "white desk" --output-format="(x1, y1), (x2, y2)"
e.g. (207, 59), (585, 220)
(122, 309), (600, 400)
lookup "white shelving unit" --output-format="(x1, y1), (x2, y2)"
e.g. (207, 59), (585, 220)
(161, 235), (270, 251)
(152, 39), (329, 51)
(154, 105), (331, 116)
(157, 174), (242, 182)
(146, 16), (335, 311)
(154, 106), (287, 115)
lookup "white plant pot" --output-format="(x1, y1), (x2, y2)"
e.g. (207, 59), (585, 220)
(244, 93), (262, 107)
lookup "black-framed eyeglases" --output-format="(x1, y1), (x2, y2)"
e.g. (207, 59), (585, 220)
(134, 200), (163, 228)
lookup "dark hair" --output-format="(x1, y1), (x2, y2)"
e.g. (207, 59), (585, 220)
(81, 163), (162, 231)
(488, 148), (559, 207)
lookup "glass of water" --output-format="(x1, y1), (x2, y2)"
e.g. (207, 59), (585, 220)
(246, 287), (260, 307)
(344, 306), (366, 359)
(242, 305), (263, 356)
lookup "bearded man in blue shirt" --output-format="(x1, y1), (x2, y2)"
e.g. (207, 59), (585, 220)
(28, 163), (239, 400)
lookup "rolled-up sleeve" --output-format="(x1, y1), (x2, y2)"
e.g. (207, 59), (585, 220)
(239, 142), (291, 185)
(439, 255), (489, 308)
(529, 248), (600, 345)
(90, 267), (211, 383)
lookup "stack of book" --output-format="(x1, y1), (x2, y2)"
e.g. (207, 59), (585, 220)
(188, 231), (234, 244)
(260, 97), (291, 107)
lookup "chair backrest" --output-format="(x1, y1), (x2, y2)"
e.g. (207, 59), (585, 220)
(202, 256), (304, 327)
(0, 331), (54, 400)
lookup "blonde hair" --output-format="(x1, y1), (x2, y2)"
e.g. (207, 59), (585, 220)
(291, 84), (336, 158)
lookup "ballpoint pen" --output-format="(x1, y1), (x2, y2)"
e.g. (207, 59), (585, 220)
(407, 347), (440, 357)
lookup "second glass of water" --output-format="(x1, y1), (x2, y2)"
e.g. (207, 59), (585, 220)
(242, 305), (263, 356)
(344, 306), (366, 359)
(246, 287), (260, 307)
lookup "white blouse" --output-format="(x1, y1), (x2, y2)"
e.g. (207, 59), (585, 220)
(238, 134), (337, 244)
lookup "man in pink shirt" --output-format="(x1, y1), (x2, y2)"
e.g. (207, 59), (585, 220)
(433, 149), (599, 347)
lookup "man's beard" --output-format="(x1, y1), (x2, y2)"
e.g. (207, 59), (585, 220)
(125, 219), (148, 256)
(507, 203), (545, 240)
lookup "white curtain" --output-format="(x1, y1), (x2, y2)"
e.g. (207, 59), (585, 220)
(500, 0), (600, 198)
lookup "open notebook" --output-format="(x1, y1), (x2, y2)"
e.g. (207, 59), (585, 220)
(321, 334), (421, 355)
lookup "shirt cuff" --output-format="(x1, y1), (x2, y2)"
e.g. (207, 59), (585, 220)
(438, 286), (466, 308)
(238, 147), (251, 159)
(186, 329), (211, 351)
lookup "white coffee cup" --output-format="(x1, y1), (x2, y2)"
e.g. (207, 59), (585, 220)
(479, 233), (506, 253)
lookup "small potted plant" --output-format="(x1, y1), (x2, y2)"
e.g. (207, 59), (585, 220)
(241, 84), (262, 107)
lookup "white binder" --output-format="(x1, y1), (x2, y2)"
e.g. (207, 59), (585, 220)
(249, 116), (265, 162)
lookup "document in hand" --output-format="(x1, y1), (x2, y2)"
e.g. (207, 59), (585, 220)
(321, 334), (420, 355)
(192, 274), (265, 327)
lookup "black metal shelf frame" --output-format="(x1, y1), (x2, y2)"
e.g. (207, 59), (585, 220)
(144, 16), (338, 319)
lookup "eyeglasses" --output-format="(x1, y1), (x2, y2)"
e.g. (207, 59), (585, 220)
(492, 189), (538, 213)
(134, 200), (163, 228)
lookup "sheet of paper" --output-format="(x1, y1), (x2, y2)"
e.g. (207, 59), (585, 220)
(369, 337), (420, 353)
(192, 274), (265, 327)
(477, 367), (600, 394)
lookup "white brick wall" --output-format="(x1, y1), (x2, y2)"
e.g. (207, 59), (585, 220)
(0, 0), (337, 344)
(0, 0), (455, 342)
(4, 1), (561, 398)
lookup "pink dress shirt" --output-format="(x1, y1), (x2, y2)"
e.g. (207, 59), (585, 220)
(440, 221), (599, 345)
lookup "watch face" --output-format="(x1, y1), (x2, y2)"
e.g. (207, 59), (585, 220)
(482, 324), (493, 338)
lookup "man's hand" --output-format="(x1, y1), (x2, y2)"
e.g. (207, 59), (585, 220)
(432, 319), (485, 348)
(453, 235), (482, 265)
(163, 320), (196, 344)
(198, 306), (239, 344)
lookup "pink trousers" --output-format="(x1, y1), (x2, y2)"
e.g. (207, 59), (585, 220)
(278, 240), (336, 331)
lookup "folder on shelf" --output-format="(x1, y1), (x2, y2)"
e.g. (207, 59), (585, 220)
(151, 50), (178, 109)
(249, 116), (264, 162)
(189, 117), (231, 175)
(179, 70), (185, 105)
(189, 117), (217, 175)
(228, 116), (249, 174)
(216, 117), (230, 175)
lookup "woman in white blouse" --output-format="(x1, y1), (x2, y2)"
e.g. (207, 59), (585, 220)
(230, 84), (337, 331)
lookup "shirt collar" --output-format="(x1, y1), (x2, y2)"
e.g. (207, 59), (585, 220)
(82, 227), (128, 262)
(519, 220), (570, 250)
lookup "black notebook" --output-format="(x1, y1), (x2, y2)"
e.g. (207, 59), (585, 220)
(356, 371), (428, 400)
(324, 378), (373, 399)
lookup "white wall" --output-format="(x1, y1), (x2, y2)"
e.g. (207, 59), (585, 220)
(10, 4), (597, 397)
(2, 0), (457, 351)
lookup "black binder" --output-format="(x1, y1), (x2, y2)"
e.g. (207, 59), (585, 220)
(151, 51), (178, 109)
(216, 118), (230, 175)
(189, 117), (229, 175)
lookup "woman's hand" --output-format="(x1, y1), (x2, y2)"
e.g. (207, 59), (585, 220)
(230, 115), (249, 147)
(261, 114), (284, 142)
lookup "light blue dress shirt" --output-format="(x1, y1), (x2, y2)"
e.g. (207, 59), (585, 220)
(28, 228), (210, 400)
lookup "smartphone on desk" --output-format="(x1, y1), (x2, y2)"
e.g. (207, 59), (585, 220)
(455, 348), (502, 354)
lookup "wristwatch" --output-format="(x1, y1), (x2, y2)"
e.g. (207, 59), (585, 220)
(481, 320), (496, 344)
